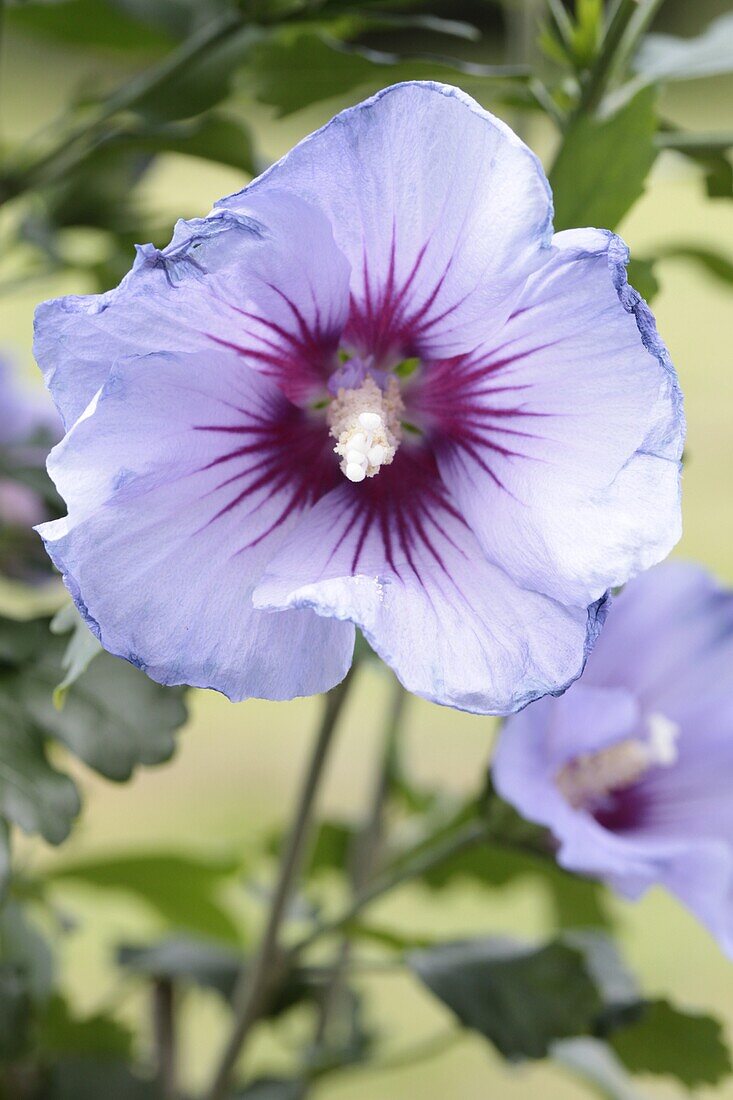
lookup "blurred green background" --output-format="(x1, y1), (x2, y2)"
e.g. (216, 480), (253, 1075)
(1, 2), (733, 1096)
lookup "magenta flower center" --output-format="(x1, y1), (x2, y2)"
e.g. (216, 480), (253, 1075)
(555, 712), (679, 812)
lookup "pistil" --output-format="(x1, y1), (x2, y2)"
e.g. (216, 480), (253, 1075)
(327, 375), (404, 483)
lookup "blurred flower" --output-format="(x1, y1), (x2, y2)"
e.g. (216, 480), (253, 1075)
(35, 83), (683, 709)
(0, 358), (61, 584)
(494, 562), (733, 955)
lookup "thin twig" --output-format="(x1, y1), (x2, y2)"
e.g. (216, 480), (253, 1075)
(152, 978), (177, 1100)
(289, 817), (491, 960)
(204, 666), (357, 1100)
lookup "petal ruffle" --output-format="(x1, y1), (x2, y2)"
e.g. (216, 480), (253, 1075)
(252, 448), (606, 714)
(422, 229), (684, 606)
(39, 349), (353, 701)
(34, 190), (351, 428)
(219, 82), (553, 364)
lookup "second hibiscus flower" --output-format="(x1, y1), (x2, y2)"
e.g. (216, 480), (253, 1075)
(35, 82), (684, 712)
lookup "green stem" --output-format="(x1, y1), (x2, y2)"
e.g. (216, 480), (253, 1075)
(298, 679), (408, 1094)
(0, 9), (245, 201)
(204, 667), (357, 1100)
(289, 817), (491, 960)
(656, 131), (733, 155)
(574, 0), (642, 115)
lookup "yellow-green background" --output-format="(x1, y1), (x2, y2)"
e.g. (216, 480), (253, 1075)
(1, 19), (733, 1099)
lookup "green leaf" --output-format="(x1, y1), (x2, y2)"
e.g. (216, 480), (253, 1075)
(117, 936), (242, 1000)
(550, 87), (658, 232)
(247, 31), (528, 118)
(307, 820), (354, 876)
(7, 0), (178, 51)
(570, 0), (603, 68)
(50, 602), (103, 708)
(635, 12), (733, 83)
(563, 930), (639, 1033)
(415, 833), (613, 931)
(9, 620), (187, 782)
(0, 900), (54, 1004)
(0, 964), (32, 1060)
(656, 244), (733, 285)
(268, 818), (356, 879)
(0, 695), (81, 844)
(42, 1058), (158, 1100)
(117, 936), (317, 1017)
(134, 25), (262, 123)
(344, 920), (436, 952)
(553, 1037), (644, 1100)
(118, 112), (256, 174)
(625, 258), (660, 303)
(234, 1081), (302, 1100)
(0, 614), (187, 844)
(38, 995), (133, 1060)
(408, 937), (603, 1060)
(50, 852), (242, 944)
(610, 999), (733, 1088)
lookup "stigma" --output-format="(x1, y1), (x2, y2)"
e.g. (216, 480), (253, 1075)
(556, 712), (680, 810)
(327, 375), (404, 483)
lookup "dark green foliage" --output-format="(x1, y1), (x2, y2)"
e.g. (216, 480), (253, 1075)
(38, 997), (134, 1060)
(610, 1000), (733, 1088)
(409, 936), (605, 1059)
(0, 612), (187, 843)
(0, 966), (32, 1061)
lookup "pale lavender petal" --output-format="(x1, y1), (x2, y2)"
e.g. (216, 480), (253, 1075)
(253, 447), (606, 715)
(219, 82), (553, 365)
(421, 229), (683, 606)
(34, 191), (351, 428)
(39, 349), (353, 700)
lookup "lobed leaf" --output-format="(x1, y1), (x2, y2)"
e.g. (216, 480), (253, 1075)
(409, 936), (603, 1060)
(610, 999), (733, 1088)
(38, 995), (134, 1060)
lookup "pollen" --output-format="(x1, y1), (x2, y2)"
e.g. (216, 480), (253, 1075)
(556, 711), (680, 810)
(327, 375), (404, 483)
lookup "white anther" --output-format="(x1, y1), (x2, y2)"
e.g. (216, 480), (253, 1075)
(645, 712), (680, 766)
(327, 375), (404, 483)
(349, 432), (369, 453)
(358, 411), (383, 432)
